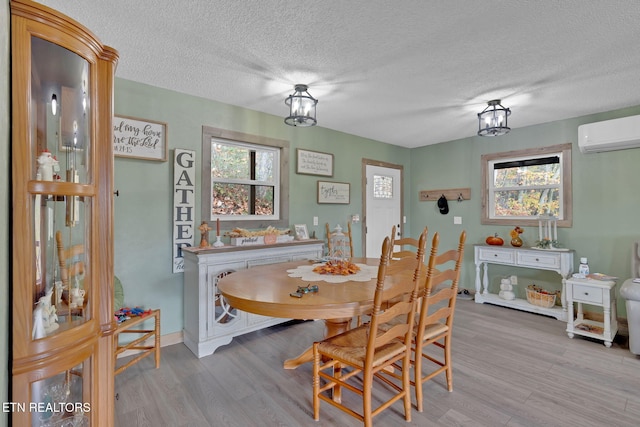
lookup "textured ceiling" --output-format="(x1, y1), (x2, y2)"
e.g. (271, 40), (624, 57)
(36, 0), (640, 148)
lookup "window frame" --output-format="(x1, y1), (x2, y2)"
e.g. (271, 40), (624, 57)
(481, 143), (572, 227)
(201, 126), (289, 230)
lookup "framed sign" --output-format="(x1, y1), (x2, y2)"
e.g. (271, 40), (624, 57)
(317, 181), (350, 204)
(296, 148), (333, 176)
(113, 115), (167, 161)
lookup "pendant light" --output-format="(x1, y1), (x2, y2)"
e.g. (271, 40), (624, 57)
(284, 84), (318, 127)
(478, 99), (511, 136)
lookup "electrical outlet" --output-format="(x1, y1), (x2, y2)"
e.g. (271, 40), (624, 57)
(453, 216), (462, 225)
(510, 275), (518, 285)
(313, 216), (318, 226)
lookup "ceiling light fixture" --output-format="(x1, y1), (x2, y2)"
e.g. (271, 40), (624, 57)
(284, 84), (318, 127)
(478, 99), (511, 136)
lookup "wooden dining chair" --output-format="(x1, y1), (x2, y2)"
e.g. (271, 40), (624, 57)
(325, 222), (354, 258)
(391, 225), (427, 260)
(55, 230), (85, 289)
(355, 225), (428, 327)
(412, 230), (466, 412)
(312, 230), (428, 427)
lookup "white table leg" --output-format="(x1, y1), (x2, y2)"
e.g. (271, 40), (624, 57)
(567, 294), (575, 338)
(475, 262), (482, 295)
(482, 262), (489, 295)
(576, 302), (584, 324)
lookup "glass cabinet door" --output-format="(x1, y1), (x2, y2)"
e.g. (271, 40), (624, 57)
(30, 359), (91, 427)
(30, 35), (93, 340)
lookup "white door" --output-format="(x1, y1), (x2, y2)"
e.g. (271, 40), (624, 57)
(365, 163), (402, 258)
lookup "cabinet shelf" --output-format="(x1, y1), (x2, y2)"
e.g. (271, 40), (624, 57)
(29, 180), (95, 197)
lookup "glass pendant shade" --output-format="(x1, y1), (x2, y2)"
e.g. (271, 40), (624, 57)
(478, 99), (511, 136)
(284, 84), (318, 127)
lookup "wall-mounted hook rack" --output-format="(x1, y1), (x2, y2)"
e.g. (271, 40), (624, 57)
(419, 187), (471, 202)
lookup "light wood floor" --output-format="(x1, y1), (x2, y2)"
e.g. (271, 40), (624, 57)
(114, 300), (640, 426)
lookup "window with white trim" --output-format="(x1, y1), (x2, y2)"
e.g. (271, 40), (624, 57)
(201, 126), (289, 229)
(210, 139), (279, 219)
(481, 144), (572, 227)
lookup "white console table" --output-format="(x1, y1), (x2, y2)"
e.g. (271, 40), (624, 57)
(183, 240), (324, 358)
(474, 245), (574, 321)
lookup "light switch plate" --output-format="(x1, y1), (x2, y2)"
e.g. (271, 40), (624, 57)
(454, 216), (462, 225)
(313, 216), (318, 226)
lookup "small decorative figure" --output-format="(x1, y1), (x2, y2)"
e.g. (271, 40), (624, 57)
(510, 226), (524, 247)
(198, 221), (212, 248)
(35, 289), (59, 335)
(70, 287), (85, 308)
(499, 278), (516, 300)
(32, 303), (46, 339)
(36, 150), (60, 181)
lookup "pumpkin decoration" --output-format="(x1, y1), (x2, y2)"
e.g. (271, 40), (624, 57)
(485, 233), (504, 246)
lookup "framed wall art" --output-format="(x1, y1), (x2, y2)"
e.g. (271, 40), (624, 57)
(113, 115), (168, 161)
(296, 148), (333, 176)
(294, 224), (309, 240)
(317, 181), (350, 204)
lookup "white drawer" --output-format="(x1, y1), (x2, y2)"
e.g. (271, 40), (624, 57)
(477, 248), (514, 264)
(571, 284), (603, 305)
(516, 251), (561, 269)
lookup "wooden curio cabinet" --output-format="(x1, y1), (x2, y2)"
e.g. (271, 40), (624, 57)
(11, 1), (118, 425)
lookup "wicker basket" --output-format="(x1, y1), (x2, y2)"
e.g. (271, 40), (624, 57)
(526, 288), (556, 308)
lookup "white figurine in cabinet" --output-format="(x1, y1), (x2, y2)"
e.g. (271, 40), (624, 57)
(36, 150), (59, 181)
(32, 288), (59, 338)
(499, 278), (516, 300)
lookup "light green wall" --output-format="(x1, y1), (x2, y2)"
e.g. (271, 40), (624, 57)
(409, 106), (640, 316)
(113, 78), (412, 335)
(116, 76), (640, 334)
(1, 0), (9, 424)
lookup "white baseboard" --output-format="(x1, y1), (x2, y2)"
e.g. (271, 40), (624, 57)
(116, 330), (183, 359)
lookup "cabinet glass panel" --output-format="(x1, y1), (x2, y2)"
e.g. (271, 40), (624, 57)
(31, 36), (91, 184)
(33, 193), (91, 339)
(30, 361), (90, 427)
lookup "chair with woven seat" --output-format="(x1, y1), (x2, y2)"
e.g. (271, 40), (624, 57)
(312, 228), (428, 427)
(412, 230), (466, 412)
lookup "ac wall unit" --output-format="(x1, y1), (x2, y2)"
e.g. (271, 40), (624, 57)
(578, 115), (640, 153)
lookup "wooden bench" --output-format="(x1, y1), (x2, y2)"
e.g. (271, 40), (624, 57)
(114, 309), (161, 375)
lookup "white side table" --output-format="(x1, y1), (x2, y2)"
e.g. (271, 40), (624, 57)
(566, 277), (618, 347)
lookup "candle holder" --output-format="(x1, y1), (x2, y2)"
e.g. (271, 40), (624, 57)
(213, 235), (224, 247)
(535, 213), (560, 249)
